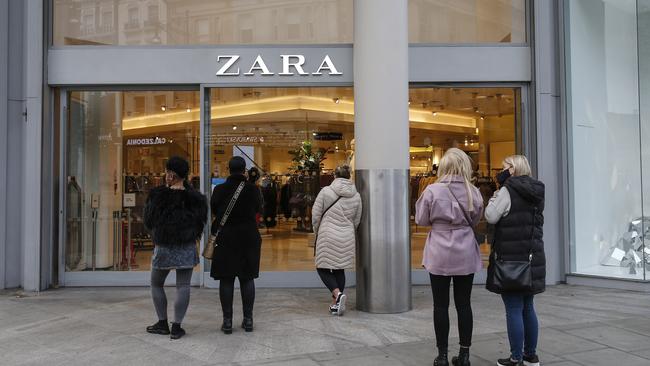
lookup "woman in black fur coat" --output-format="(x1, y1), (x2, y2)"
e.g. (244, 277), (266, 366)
(143, 156), (208, 340)
(210, 156), (262, 334)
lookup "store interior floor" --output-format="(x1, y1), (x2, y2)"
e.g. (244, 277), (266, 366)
(119, 221), (490, 272)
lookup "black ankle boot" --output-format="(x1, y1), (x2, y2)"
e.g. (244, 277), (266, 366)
(452, 352), (470, 366)
(221, 318), (233, 334)
(242, 317), (253, 332)
(170, 323), (186, 340)
(146, 320), (170, 335)
(434, 354), (449, 366)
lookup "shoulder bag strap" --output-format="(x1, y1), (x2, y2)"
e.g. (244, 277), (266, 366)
(217, 182), (245, 231)
(313, 194), (342, 256)
(445, 184), (474, 228)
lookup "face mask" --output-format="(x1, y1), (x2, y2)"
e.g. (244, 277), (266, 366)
(496, 169), (511, 185)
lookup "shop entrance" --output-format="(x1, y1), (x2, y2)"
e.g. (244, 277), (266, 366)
(58, 85), (523, 286)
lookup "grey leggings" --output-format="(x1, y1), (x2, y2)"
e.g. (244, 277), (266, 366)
(151, 268), (193, 324)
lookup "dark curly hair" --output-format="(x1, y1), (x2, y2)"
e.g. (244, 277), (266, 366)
(165, 156), (189, 179)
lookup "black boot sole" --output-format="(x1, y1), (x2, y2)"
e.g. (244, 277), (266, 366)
(221, 327), (233, 334)
(146, 328), (170, 335)
(170, 331), (185, 340)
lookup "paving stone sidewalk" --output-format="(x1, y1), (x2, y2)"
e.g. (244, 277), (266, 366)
(1, 285), (649, 366)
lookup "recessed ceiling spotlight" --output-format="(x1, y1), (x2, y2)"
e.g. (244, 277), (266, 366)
(333, 98), (340, 104)
(186, 107), (191, 113)
(232, 125), (238, 130)
(161, 105), (166, 111)
(432, 112), (438, 117)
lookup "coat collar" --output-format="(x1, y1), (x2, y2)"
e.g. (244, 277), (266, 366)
(227, 174), (247, 183)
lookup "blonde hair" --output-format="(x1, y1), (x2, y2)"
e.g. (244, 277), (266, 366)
(503, 155), (532, 176)
(438, 148), (475, 211)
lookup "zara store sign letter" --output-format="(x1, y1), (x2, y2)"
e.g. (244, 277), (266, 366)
(216, 54), (342, 77)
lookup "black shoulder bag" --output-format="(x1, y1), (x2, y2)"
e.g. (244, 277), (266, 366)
(490, 207), (537, 293)
(313, 195), (342, 256)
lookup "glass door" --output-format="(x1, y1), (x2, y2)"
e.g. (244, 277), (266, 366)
(60, 89), (202, 286)
(202, 86), (355, 287)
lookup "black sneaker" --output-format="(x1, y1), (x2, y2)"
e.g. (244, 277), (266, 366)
(170, 323), (186, 340)
(146, 320), (170, 335)
(497, 357), (523, 366)
(523, 355), (540, 366)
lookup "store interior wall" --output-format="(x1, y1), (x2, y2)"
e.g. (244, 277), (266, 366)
(568, 0), (643, 275)
(1, 0), (26, 289)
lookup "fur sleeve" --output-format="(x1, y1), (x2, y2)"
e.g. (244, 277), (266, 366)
(143, 186), (167, 231)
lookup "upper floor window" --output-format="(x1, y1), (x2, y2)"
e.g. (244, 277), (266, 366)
(52, 0), (525, 46)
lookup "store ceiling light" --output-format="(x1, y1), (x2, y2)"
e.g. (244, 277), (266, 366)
(476, 128), (479, 134)
(432, 112), (438, 117)
(161, 105), (166, 111)
(232, 125), (238, 130)
(186, 107), (191, 113)
(333, 98), (340, 104)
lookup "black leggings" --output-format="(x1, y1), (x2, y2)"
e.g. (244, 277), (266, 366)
(317, 268), (346, 294)
(429, 273), (475, 350)
(219, 277), (255, 319)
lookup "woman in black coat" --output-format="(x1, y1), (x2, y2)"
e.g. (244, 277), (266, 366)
(210, 156), (262, 334)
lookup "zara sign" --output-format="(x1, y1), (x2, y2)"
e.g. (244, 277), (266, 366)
(216, 54), (342, 77)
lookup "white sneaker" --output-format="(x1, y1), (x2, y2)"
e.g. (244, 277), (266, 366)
(336, 293), (347, 316)
(329, 304), (339, 315)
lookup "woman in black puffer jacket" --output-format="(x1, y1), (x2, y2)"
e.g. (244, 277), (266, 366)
(144, 156), (208, 340)
(485, 155), (545, 366)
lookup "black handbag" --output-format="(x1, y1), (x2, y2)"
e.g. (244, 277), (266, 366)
(489, 207), (537, 293)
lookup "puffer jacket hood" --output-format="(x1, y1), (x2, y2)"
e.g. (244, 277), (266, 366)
(329, 178), (357, 198)
(505, 175), (545, 205)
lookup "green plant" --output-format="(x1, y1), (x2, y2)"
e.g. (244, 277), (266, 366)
(288, 140), (326, 173)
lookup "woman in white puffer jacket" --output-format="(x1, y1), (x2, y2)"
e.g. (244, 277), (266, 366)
(312, 165), (362, 316)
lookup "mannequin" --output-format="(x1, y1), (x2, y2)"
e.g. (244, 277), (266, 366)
(347, 139), (356, 180)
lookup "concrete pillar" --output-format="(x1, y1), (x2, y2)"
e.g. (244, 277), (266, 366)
(533, 0), (563, 284)
(22, 0), (44, 291)
(353, 0), (411, 313)
(0, 0), (8, 289)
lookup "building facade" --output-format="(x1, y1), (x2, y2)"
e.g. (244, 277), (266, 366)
(1, 0), (645, 310)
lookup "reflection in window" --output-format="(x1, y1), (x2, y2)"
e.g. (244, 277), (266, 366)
(64, 90), (201, 272)
(54, 0), (526, 46)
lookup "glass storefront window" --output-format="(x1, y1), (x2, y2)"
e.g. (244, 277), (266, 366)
(53, 0), (353, 46)
(409, 87), (520, 269)
(207, 87), (355, 271)
(409, 0), (526, 43)
(566, 0), (646, 280)
(65, 90), (200, 272)
(53, 0), (526, 46)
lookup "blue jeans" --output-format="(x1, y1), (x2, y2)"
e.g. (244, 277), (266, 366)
(501, 294), (539, 361)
